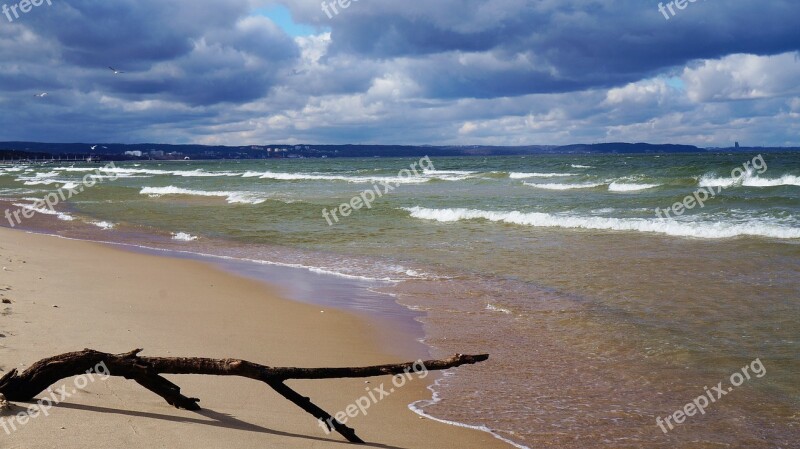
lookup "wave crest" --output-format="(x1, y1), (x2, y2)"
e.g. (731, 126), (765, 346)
(140, 186), (266, 204)
(404, 207), (800, 239)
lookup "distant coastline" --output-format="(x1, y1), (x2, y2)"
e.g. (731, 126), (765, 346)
(2, 141), (799, 162)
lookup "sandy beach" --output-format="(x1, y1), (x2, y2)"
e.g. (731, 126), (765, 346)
(0, 227), (507, 449)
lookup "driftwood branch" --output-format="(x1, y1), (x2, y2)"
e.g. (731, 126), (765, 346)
(0, 349), (489, 443)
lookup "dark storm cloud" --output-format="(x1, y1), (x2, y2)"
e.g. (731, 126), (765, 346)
(0, 0), (798, 145)
(295, 0), (800, 99)
(1, 0), (300, 106)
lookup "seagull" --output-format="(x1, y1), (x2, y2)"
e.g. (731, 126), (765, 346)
(90, 145), (97, 150)
(108, 66), (125, 74)
(33, 92), (48, 97)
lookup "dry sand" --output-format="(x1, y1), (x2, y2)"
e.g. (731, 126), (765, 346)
(0, 228), (507, 449)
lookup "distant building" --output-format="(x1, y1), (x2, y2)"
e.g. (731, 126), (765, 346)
(124, 150), (143, 157)
(735, 142), (740, 148)
(149, 150), (165, 157)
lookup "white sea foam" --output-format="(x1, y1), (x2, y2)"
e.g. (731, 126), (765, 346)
(171, 169), (240, 177)
(698, 174), (738, 188)
(252, 171), (429, 184)
(608, 181), (660, 192)
(509, 172), (575, 179)
(696, 168), (774, 188)
(171, 232), (198, 241)
(571, 164), (594, 169)
(523, 181), (605, 190)
(140, 186), (266, 204)
(742, 174), (800, 187)
(54, 168), (139, 177)
(404, 207), (800, 239)
(20, 179), (60, 186)
(422, 169), (478, 181)
(410, 376), (532, 449)
(11, 203), (74, 221)
(53, 167), (101, 172)
(92, 221), (115, 230)
(423, 169), (476, 175)
(486, 303), (513, 314)
(15, 171), (60, 185)
(58, 167), (233, 178)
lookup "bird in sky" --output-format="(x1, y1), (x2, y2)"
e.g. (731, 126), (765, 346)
(108, 66), (125, 74)
(33, 92), (48, 97)
(90, 145), (97, 150)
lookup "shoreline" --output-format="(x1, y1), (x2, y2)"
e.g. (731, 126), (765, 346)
(0, 226), (510, 448)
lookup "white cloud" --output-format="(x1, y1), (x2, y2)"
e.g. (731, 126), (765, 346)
(683, 52), (800, 102)
(605, 78), (674, 105)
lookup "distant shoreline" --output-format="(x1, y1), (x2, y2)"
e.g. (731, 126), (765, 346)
(2, 142), (798, 162)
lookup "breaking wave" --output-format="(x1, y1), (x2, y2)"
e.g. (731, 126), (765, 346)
(404, 207), (800, 239)
(140, 186), (266, 204)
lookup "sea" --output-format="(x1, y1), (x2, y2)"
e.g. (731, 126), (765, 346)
(1, 152), (798, 448)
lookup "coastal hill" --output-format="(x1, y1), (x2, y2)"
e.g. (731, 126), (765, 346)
(1, 141), (796, 161)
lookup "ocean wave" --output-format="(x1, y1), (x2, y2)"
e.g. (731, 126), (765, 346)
(52, 167), (88, 171)
(698, 172), (800, 188)
(486, 303), (513, 314)
(509, 172), (575, 179)
(21, 180), (91, 188)
(404, 206), (800, 239)
(249, 171), (429, 184)
(698, 174), (739, 188)
(742, 174), (800, 187)
(410, 377), (532, 449)
(11, 202), (74, 221)
(171, 232), (198, 241)
(20, 179), (60, 186)
(508, 172), (576, 179)
(570, 164), (594, 169)
(91, 221), (115, 230)
(15, 171), (60, 184)
(422, 169), (478, 181)
(57, 167), (235, 178)
(55, 167), (155, 175)
(423, 169), (476, 175)
(112, 167), (236, 177)
(523, 181), (605, 190)
(171, 169), (241, 177)
(140, 186), (267, 204)
(608, 181), (660, 192)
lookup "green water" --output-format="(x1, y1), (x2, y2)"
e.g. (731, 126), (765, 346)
(1, 152), (798, 448)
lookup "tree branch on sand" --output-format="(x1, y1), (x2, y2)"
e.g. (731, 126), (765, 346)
(0, 349), (489, 444)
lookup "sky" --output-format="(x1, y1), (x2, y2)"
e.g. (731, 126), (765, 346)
(0, 0), (799, 147)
